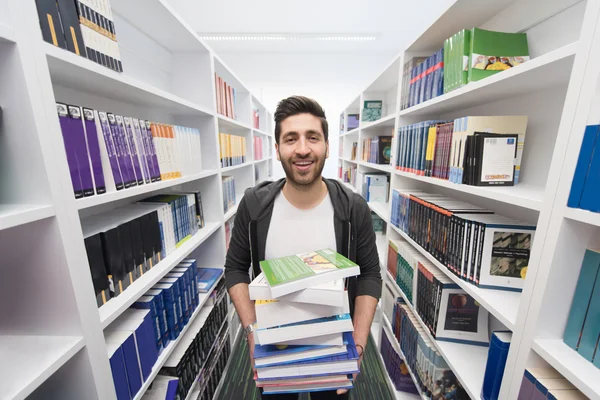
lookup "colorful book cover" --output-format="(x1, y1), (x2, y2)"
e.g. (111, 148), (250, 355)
(362, 100), (383, 122)
(67, 105), (95, 197)
(56, 103), (83, 198)
(468, 28), (529, 83)
(196, 267), (223, 292)
(81, 108), (106, 194)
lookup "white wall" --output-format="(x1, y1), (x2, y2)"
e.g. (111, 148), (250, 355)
(219, 51), (394, 180)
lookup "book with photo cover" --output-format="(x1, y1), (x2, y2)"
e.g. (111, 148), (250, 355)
(259, 249), (359, 298)
(471, 132), (519, 186)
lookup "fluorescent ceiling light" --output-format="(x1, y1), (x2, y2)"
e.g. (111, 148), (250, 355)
(198, 33), (379, 41)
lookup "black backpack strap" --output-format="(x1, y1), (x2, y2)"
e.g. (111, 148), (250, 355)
(243, 188), (262, 280)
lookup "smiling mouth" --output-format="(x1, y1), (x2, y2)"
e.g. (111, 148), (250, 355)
(293, 160), (314, 171)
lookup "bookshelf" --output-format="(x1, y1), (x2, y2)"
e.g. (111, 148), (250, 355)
(338, 0), (600, 398)
(0, 1), (273, 399)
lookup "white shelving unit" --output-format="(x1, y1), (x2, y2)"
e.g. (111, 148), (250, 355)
(0, 1), (273, 399)
(338, 0), (600, 398)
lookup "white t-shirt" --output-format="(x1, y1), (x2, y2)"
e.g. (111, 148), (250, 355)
(265, 191), (337, 260)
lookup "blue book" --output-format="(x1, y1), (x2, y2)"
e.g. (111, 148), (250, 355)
(577, 268), (600, 361)
(107, 343), (131, 400)
(516, 369), (535, 400)
(564, 248), (600, 350)
(106, 331), (142, 398)
(482, 331), (512, 400)
(579, 126), (600, 212)
(255, 332), (352, 367)
(131, 296), (163, 353)
(568, 125), (600, 208)
(256, 335), (359, 380)
(196, 267), (223, 293)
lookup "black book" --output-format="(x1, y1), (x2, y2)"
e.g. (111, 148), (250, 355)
(35, 0), (67, 49)
(472, 132), (519, 186)
(100, 227), (126, 296)
(84, 234), (110, 307)
(128, 217), (146, 277)
(56, 0), (86, 57)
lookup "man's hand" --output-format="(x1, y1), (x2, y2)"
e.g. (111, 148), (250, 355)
(247, 332), (257, 375)
(336, 339), (365, 395)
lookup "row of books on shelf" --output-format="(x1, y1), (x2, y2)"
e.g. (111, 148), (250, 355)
(563, 243), (600, 369)
(350, 142), (358, 161)
(106, 262), (222, 400)
(401, 28), (529, 110)
(362, 136), (392, 165)
(252, 108), (260, 129)
(219, 133), (247, 168)
(568, 124), (600, 213)
(396, 116), (527, 186)
(247, 249), (362, 394)
(82, 192), (205, 307)
(153, 285), (229, 400)
(222, 176), (236, 213)
(518, 365), (587, 399)
(361, 173), (389, 203)
(215, 74), (237, 120)
(391, 189), (536, 292)
(339, 165), (357, 187)
(388, 238), (490, 345)
(380, 328), (419, 395)
(36, 0), (123, 72)
(57, 103), (203, 199)
(253, 136), (267, 161)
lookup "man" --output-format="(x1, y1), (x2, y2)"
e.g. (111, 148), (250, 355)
(224, 95), (382, 399)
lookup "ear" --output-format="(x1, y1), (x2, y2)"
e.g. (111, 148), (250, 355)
(325, 141), (329, 159)
(275, 143), (280, 161)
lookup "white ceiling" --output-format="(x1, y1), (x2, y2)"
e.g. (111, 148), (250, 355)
(167, 0), (454, 53)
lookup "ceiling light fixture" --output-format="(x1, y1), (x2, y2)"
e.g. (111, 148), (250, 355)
(198, 33), (379, 41)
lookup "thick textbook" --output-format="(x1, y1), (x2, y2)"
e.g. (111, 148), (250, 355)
(249, 272), (345, 306)
(468, 28), (529, 83)
(254, 314), (353, 346)
(255, 294), (350, 329)
(568, 125), (600, 208)
(255, 374), (353, 388)
(277, 333), (344, 347)
(482, 331), (512, 400)
(141, 375), (179, 400)
(196, 267), (223, 293)
(259, 249), (359, 298)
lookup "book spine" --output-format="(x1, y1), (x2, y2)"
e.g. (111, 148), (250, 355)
(568, 125), (600, 208)
(82, 108), (106, 194)
(56, 103), (84, 198)
(68, 105), (95, 196)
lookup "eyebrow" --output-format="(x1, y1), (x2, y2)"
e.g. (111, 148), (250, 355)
(282, 130), (323, 138)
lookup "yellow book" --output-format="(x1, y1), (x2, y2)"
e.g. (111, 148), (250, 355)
(425, 126), (437, 176)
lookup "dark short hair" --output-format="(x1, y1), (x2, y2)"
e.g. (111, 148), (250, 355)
(274, 96), (328, 144)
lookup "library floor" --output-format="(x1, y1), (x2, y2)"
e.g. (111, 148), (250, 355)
(216, 333), (394, 400)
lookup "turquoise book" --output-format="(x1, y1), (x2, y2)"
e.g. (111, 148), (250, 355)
(563, 248), (600, 350)
(361, 100), (382, 122)
(577, 269), (600, 361)
(468, 28), (529, 83)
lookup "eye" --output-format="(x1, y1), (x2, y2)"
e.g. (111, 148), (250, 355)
(310, 136), (320, 141)
(285, 137), (296, 143)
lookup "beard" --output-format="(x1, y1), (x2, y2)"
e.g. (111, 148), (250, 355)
(279, 151), (326, 188)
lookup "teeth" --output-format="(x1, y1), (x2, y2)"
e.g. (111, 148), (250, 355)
(295, 161), (312, 165)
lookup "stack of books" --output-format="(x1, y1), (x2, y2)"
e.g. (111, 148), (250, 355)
(568, 124), (600, 212)
(215, 74), (237, 119)
(395, 116), (528, 186)
(219, 133), (247, 167)
(222, 176), (236, 213)
(405, 48), (444, 108)
(56, 103), (203, 198)
(248, 249), (362, 395)
(36, 0), (123, 72)
(390, 189), (536, 292)
(517, 366), (586, 399)
(563, 244), (600, 368)
(380, 328), (418, 395)
(362, 136), (392, 164)
(341, 165), (357, 187)
(254, 136), (265, 161)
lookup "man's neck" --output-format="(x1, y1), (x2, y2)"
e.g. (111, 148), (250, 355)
(282, 178), (328, 210)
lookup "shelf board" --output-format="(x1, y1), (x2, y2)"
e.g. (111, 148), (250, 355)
(532, 339), (600, 399)
(360, 113), (397, 130)
(361, 161), (394, 173)
(380, 316), (428, 400)
(224, 200), (241, 221)
(384, 277), (488, 400)
(217, 114), (252, 131)
(76, 170), (218, 210)
(221, 162), (252, 173)
(0, 204), (55, 231)
(99, 222), (221, 328)
(0, 23), (15, 43)
(44, 43), (213, 116)
(1, 335), (84, 400)
(341, 158), (358, 164)
(390, 224), (519, 330)
(369, 202), (390, 223)
(399, 43), (576, 117)
(252, 129), (270, 136)
(254, 157), (272, 164)
(132, 278), (221, 400)
(564, 206), (600, 227)
(342, 128), (360, 137)
(393, 169), (544, 211)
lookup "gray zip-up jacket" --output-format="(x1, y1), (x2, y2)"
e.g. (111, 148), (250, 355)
(224, 177), (382, 313)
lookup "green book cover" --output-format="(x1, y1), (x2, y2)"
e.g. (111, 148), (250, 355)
(468, 28), (529, 83)
(443, 38), (449, 93)
(459, 29), (471, 88)
(362, 100), (383, 122)
(260, 249), (358, 287)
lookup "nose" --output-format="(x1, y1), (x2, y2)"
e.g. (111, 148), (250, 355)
(295, 137), (311, 157)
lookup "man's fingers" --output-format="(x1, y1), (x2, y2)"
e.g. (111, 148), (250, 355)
(337, 389), (349, 395)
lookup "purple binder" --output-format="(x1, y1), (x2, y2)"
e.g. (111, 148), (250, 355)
(67, 105), (94, 197)
(133, 119), (152, 184)
(82, 108), (106, 194)
(113, 115), (136, 188)
(57, 103), (83, 198)
(138, 120), (157, 182)
(123, 117), (144, 185)
(97, 111), (124, 190)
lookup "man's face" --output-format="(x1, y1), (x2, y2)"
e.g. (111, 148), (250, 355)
(276, 113), (329, 187)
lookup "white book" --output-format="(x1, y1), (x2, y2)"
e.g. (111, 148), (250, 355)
(249, 272), (345, 306)
(256, 358), (358, 379)
(254, 344), (348, 367)
(254, 314), (353, 346)
(277, 333), (344, 347)
(255, 293), (349, 329)
(262, 381), (353, 394)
